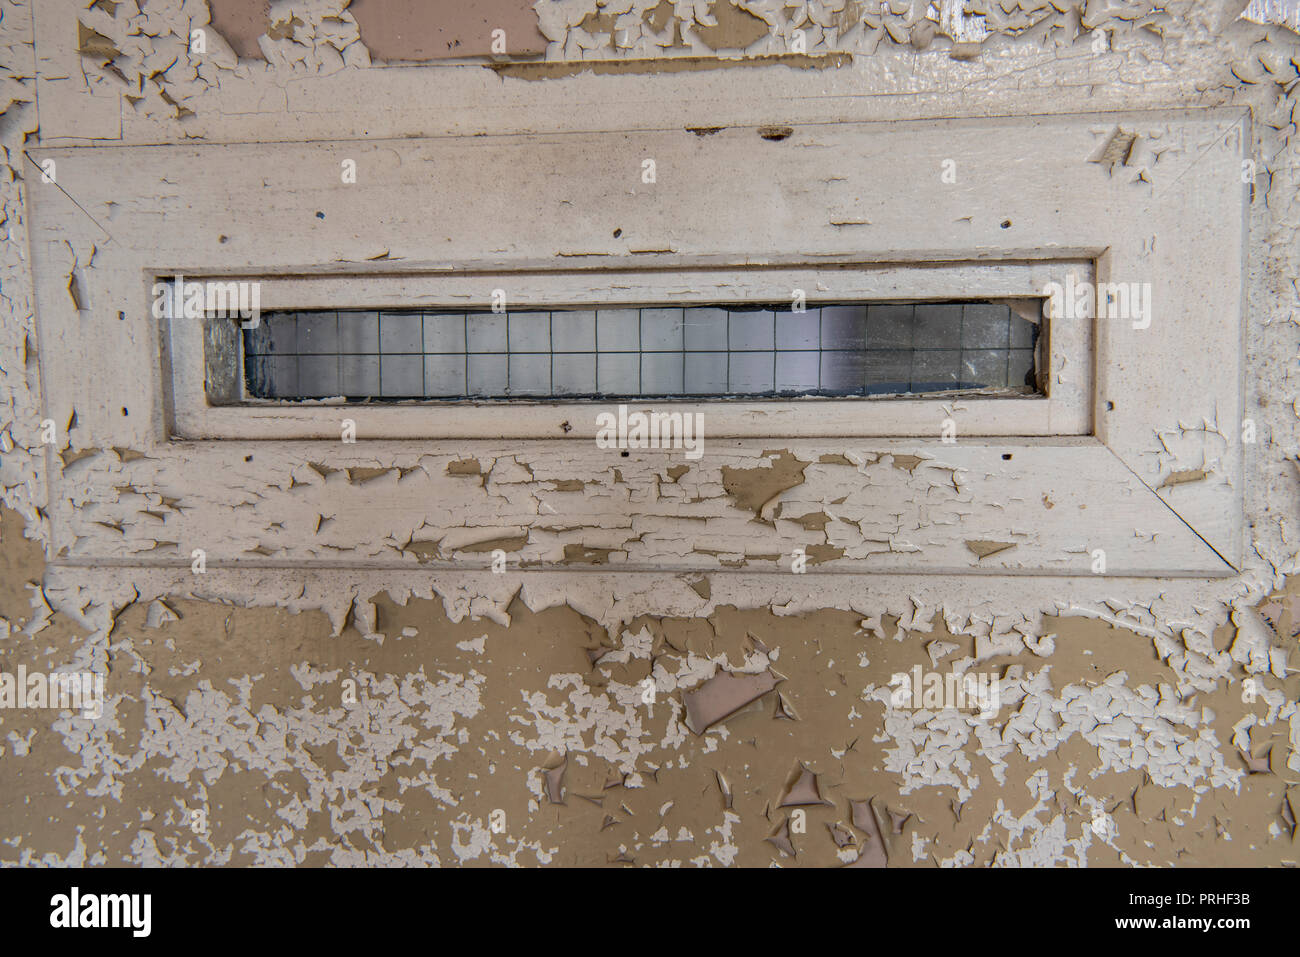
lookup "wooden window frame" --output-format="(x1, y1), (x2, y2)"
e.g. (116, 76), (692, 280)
(27, 108), (1248, 575)
(166, 261), (1085, 439)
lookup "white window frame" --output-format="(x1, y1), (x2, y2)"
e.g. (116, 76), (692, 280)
(164, 260), (1088, 440)
(27, 108), (1248, 576)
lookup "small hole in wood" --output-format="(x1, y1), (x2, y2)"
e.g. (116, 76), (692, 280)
(1001, 453), (1012, 460)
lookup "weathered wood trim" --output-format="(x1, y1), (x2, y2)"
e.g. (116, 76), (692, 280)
(26, 110), (1246, 575)
(167, 260), (1086, 439)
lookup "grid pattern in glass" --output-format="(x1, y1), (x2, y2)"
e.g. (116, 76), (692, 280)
(242, 302), (1040, 400)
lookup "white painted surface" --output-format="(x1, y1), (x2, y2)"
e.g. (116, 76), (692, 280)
(26, 110), (1246, 576)
(166, 259), (1087, 439)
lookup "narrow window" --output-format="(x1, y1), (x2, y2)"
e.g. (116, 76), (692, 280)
(237, 300), (1043, 402)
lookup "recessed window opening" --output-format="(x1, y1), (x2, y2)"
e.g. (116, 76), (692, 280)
(237, 300), (1043, 402)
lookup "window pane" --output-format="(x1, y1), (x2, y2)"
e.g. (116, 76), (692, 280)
(241, 301), (1042, 401)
